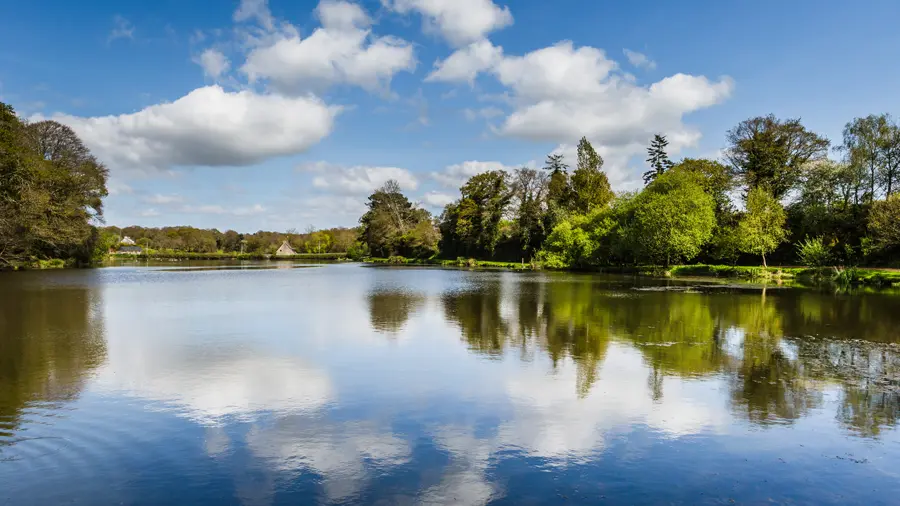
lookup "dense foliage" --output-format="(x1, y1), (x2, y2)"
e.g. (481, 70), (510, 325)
(358, 180), (438, 258)
(358, 114), (900, 269)
(1, 102), (108, 268)
(101, 225), (357, 255)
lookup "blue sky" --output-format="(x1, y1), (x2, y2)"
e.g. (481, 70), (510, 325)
(2, 0), (899, 232)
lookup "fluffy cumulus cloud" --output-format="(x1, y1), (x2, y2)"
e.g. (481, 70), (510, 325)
(422, 191), (456, 208)
(384, 0), (513, 47)
(423, 35), (732, 187)
(426, 39), (503, 83)
(492, 42), (729, 186)
(242, 0), (416, 94)
(431, 160), (515, 188)
(301, 162), (419, 194)
(49, 86), (339, 173)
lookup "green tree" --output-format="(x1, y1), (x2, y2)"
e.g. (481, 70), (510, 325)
(629, 170), (716, 265)
(881, 120), (900, 196)
(359, 180), (432, 258)
(439, 170), (511, 258)
(571, 137), (613, 213)
(670, 158), (735, 218)
(868, 194), (900, 252)
(840, 114), (892, 202)
(738, 187), (787, 268)
(511, 167), (548, 257)
(726, 115), (830, 199)
(0, 106), (108, 268)
(643, 134), (674, 185)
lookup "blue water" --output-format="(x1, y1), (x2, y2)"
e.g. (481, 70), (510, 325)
(1, 263), (898, 505)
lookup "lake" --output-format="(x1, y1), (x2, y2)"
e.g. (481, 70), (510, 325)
(1, 263), (899, 505)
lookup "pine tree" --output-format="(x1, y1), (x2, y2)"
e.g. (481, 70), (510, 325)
(643, 134), (674, 185)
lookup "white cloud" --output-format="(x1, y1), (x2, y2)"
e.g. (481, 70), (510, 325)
(316, 0), (371, 30)
(426, 39), (502, 84)
(107, 180), (133, 196)
(494, 42), (733, 186)
(140, 208), (160, 217)
(431, 160), (514, 188)
(493, 42), (619, 102)
(384, 0), (513, 47)
(195, 48), (231, 79)
(463, 106), (504, 121)
(241, 1), (416, 94)
(108, 15), (135, 43)
(309, 164), (419, 194)
(233, 0), (275, 31)
(422, 191), (456, 208)
(142, 193), (185, 205)
(48, 85), (339, 173)
(623, 48), (656, 70)
(422, 38), (732, 187)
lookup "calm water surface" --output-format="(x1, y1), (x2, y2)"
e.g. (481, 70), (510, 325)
(1, 263), (899, 505)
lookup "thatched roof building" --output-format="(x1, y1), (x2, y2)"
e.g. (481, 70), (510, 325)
(275, 240), (296, 256)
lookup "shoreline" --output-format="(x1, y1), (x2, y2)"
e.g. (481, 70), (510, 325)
(364, 257), (900, 288)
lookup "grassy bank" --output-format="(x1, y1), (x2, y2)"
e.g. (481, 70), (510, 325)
(110, 252), (348, 261)
(365, 257), (900, 287)
(366, 256), (534, 271)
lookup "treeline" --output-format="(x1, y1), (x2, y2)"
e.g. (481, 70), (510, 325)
(1, 102), (108, 269)
(103, 225), (357, 255)
(358, 114), (900, 268)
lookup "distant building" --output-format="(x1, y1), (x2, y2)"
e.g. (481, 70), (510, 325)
(118, 245), (143, 254)
(275, 240), (296, 256)
(117, 236), (142, 254)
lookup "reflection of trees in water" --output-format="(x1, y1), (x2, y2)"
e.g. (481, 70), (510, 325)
(442, 286), (508, 357)
(437, 274), (900, 434)
(367, 289), (426, 334)
(0, 281), (107, 438)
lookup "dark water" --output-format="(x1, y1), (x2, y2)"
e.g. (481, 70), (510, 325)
(1, 264), (899, 505)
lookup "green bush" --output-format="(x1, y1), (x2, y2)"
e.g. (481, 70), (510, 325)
(795, 236), (830, 267)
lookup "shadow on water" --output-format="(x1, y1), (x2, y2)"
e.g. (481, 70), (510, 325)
(0, 272), (107, 453)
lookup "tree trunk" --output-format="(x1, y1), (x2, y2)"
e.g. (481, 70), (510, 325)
(762, 253), (767, 269)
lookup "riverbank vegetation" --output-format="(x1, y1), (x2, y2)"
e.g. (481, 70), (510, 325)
(101, 225), (356, 257)
(356, 113), (900, 284)
(1, 102), (108, 269)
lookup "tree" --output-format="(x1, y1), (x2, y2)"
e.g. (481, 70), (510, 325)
(879, 118), (900, 197)
(670, 158), (735, 218)
(629, 170), (716, 265)
(359, 180), (431, 257)
(439, 170), (511, 258)
(738, 187), (787, 268)
(0, 105), (108, 268)
(571, 137), (613, 213)
(868, 195), (900, 251)
(511, 167), (549, 257)
(840, 114), (892, 202)
(643, 134), (674, 185)
(543, 153), (571, 210)
(726, 115), (830, 199)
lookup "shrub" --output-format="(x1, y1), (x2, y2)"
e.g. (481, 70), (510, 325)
(795, 236), (830, 267)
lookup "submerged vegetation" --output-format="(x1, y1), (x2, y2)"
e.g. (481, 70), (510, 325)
(356, 114), (900, 284)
